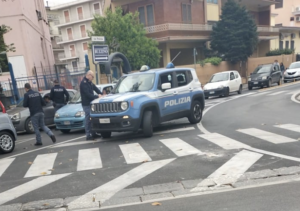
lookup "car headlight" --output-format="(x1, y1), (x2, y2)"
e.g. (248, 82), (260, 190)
(11, 113), (20, 121)
(91, 104), (95, 112)
(75, 111), (85, 117)
(218, 85), (224, 89)
(55, 113), (60, 118)
(121, 102), (128, 111)
(262, 76), (268, 80)
(248, 78), (251, 81)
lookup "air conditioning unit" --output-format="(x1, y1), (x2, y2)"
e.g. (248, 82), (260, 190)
(296, 7), (300, 11)
(291, 33), (296, 39)
(296, 16), (300, 22)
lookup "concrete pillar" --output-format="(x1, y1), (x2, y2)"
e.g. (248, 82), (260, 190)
(162, 43), (171, 67)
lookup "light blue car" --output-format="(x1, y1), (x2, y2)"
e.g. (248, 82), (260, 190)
(54, 84), (115, 134)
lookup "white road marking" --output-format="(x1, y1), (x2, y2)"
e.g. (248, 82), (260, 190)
(154, 127), (195, 135)
(199, 133), (250, 149)
(191, 150), (262, 191)
(160, 138), (203, 156)
(77, 148), (102, 171)
(0, 158), (15, 177)
(274, 124), (300, 133)
(16, 138), (35, 145)
(237, 128), (297, 144)
(285, 90), (298, 95)
(291, 92), (300, 104)
(249, 91), (271, 97)
(268, 91), (286, 96)
(51, 140), (102, 148)
(0, 173), (71, 205)
(6, 136), (85, 159)
(67, 159), (175, 209)
(119, 143), (152, 164)
(248, 147), (300, 162)
(24, 153), (58, 178)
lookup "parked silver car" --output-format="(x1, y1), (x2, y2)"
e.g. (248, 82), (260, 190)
(7, 89), (77, 134)
(0, 112), (17, 153)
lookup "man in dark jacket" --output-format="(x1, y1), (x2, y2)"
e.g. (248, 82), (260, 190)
(80, 70), (102, 140)
(50, 79), (70, 112)
(23, 83), (56, 146)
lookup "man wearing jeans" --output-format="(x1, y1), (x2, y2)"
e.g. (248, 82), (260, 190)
(23, 83), (56, 146)
(80, 70), (102, 140)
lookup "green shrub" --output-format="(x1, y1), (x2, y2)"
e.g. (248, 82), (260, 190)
(197, 57), (222, 67)
(266, 49), (294, 56)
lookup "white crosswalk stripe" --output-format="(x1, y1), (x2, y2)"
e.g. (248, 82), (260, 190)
(199, 133), (249, 149)
(119, 143), (152, 164)
(51, 140), (102, 148)
(160, 138), (203, 157)
(0, 158), (15, 177)
(237, 128), (297, 144)
(275, 124), (300, 133)
(77, 148), (103, 171)
(191, 150), (262, 191)
(0, 173), (71, 205)
(24, 153), (58, 178)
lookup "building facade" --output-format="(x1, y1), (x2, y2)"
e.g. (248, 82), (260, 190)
(271, 0), (300, 54)
(109, 0), (279, 67)
(50, 0), (105, 72)
(0, 0), (55, 78)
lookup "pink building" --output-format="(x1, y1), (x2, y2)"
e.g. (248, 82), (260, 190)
(0, 0), (55, 80)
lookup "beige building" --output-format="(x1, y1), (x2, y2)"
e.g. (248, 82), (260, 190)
(50, 0), (105, 72)
(0, 0), (55, 78)
(271, 0), (300, 54)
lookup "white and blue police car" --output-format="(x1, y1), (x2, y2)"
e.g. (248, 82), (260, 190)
(90, 63), (205, 138)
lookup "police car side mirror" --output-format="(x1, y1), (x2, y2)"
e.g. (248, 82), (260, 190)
(161, 83), (171, 91)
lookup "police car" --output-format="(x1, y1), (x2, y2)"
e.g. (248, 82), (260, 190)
(90, 63), (205, 138)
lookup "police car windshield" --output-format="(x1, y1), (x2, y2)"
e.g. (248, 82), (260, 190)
(114, 73), (155, 93)
(209, 73), (229, 83)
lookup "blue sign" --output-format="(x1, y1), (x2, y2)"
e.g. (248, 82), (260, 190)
(92, 45), (109, 63)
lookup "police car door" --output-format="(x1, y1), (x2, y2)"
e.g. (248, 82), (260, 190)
(157, 72), (180, 116)
(175, 70), (192, 111)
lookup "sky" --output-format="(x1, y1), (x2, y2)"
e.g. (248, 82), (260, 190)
(44, 0), (76, 7)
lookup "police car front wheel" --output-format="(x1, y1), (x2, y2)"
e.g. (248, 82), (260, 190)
(188, 100), (202, 124)
(143, 111), (153, 137)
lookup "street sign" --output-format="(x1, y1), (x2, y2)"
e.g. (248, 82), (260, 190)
(92, 45), (109, 63)
(92, 36), (105, 42)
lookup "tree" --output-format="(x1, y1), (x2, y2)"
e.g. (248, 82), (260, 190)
(0, 24), (15, 72)
(89, 7), (160, 70)
(210, 0), (258, 63)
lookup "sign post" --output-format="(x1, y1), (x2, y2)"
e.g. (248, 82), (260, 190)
(91, 36), (108, 84)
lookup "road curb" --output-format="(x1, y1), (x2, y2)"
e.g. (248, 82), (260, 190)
(2, 165), (300, 211)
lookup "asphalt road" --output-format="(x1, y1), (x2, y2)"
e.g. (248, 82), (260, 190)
(1, 81), (300, 209)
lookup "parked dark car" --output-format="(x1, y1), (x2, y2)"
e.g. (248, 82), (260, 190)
(6, 89), (77, 134)
(248, 64), (281, 90)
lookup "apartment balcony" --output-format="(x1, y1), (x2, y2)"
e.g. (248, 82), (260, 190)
(58, 53), (79, 62)
(56, 10), (101, 28)
(232, 0), (278, 8)
(145, 23), (213, 34)
(293, 7), (300, 16)
(57, 35), (90, 45)
(50, 29), (61, 37)
(257, 25), (279, 33)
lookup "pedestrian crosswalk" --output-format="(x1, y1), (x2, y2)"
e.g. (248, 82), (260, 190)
(77, 148), (102, 171)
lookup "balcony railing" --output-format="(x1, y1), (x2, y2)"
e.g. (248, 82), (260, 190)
(144, 23), (213, 33)
(56, 10), (102, 26)
(56, 35), (90, 44)
(144, 23), (279, 34)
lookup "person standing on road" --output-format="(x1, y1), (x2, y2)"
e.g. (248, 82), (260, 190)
(23, 83), (56, 146)
(280, 62), (285, 76)
(50, 79), (69, 113)
(80, 70), (103, 140)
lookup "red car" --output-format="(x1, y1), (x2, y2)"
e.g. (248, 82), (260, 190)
(0, 101), (6, 113)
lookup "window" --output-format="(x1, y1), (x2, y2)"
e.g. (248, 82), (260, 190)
(291, 40), (295, 49)
(93, 3), (101, 15)
(275, 0), (283, 9)
(41, 38), (45, 59)
(77, 7), (83, 20)
(187, 70), (193, 83)
(207, 0), (218, 4)
(279, 41), (283, 50)
(64, 10), (70, 23)
(182, 4), (192, 23)
(138, 5), (154, 26)
(158, 73), (174, 89)
(230, 72), (235, 80)
(234, 72), (239, 78)
(176, 72), (188, 87)
(290, 17), (295, 21)
(83, 42), (88, 51)
(70, 45), (76, 57)
(72, 60), (78, 71)
(67, 28), (73, 40)
(80, 25), (86, 37)
(286, 40), (289, 49)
